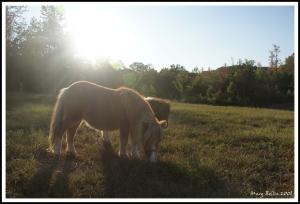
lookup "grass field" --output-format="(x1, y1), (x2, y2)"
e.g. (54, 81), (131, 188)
(5, 92), (294, 198)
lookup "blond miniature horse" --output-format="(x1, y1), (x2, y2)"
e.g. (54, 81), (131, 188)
(48, 81), (167, 162)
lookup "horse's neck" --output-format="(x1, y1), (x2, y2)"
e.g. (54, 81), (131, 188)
(142, 110), (157, 123)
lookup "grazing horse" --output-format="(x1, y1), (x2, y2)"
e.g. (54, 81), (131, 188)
(102, 97), (170, 158)
(48, 81), (167, 162)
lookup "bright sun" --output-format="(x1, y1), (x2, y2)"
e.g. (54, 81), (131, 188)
(65, 7), (135, 63)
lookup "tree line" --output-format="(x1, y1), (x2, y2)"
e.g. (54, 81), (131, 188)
(6, 6), (294, 109)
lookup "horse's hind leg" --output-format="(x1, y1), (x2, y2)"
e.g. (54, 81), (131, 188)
(52, 128), (65, 157)
(66, 122), (80, 157)
(101, 130), (111, 143)
(119, 126), (129, 158)
(52, 118), (78, 157)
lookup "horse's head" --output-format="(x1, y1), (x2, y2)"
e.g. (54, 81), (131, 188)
(142, 120), (167, 162)
(146, 97), (170, 128)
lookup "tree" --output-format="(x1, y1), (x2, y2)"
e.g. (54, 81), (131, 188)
(6, 6), (28, 48)
(269, 44), (281, 68)
(154, 68), (180, 100)
(282, 53), (294, 73)
(173, 70), (190, 101)
(192, 66), (200, 73)
(40, 6), (65, 55)
(278, 53), (294, 102)
(6, 6), (28, 91)
(129, 62), (153, 72)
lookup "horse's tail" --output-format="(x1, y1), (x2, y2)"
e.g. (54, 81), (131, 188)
(48, 88), (67, 153)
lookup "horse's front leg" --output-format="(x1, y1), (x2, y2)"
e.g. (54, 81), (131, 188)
(130, 125), (142, 159)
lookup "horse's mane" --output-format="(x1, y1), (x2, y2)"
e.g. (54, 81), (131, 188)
(146, 96), (170, 104)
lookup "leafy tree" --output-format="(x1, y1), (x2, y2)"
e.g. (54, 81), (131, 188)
(6, 6), (28, 50)
(129, 62), (153, 72)
(6, 6), (28, 91)
(269, 44), (281, 68)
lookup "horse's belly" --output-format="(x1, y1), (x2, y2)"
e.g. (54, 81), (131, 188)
(75, 86), (125, 131)
(83, 114), (121, 131)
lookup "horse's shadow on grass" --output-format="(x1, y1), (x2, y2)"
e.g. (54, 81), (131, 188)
(24, 141), (237, 198)
(24, 149), (76, 198)
(99, 141), (237, 198)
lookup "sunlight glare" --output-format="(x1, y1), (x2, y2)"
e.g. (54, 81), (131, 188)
(65, 7), (135, 63)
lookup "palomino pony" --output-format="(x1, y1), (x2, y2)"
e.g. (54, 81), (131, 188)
(48, 81), (167, 162)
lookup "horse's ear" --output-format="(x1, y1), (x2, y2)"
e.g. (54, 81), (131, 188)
(159, 120), (168, 129)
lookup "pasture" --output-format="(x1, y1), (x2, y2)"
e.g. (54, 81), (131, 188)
(6, 93), (294, 198)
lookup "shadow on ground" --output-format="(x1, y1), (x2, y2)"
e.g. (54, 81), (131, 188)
(22, 141), (236, 198)
(99, 141), (236, 198)
(24, 150), (76, 198)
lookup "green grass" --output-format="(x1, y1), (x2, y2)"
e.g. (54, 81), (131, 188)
(6, 93), (294, 198)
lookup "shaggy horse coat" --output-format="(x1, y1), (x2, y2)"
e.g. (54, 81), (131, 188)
(48, 81), (167, 162)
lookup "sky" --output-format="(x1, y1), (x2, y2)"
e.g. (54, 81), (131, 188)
(23, 3), (295, 71)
